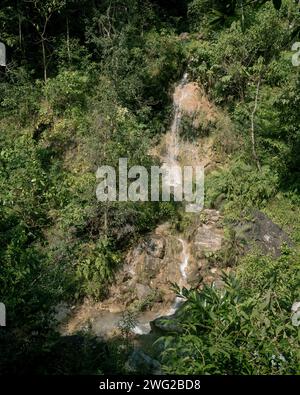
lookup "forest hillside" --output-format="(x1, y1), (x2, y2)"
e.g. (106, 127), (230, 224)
(0, 0), (299, 375)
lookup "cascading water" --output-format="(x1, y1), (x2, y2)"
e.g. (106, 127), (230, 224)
(158, 73), (191, 318)
(166, 73), (189, 163)
(162, 72), (189, 201)
(132, 237), (190, 332)
(132, 74), (191, 333)
(62, 73), (192, 338)
(165, 238), (189, 317)
(178, 238), (189, 280)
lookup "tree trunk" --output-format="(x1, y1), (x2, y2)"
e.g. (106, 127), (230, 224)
(18, 14), (22, 50)
(250, 79), (261, 171)
(66, 16), (71, 63)
(41, 38), (47, 82)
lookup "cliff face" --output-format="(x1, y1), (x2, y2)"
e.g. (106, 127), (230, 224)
(173, 81), (217, 128)
(106, 209), (225, 309)
(60, 208), (228, 338)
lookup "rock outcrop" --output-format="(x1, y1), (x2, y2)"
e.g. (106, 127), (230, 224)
(233, 210), (292, 257)
(185, 209), (226, 288)
(173, 81), (217, 129)
(126, 349), (162, 374)
(104, 210), (226, 311)
(61, 209), (227, 338)
(107, 223), (184, 309)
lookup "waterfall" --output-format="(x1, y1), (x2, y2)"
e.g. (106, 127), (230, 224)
(166, 72), (189, 164)
(178, 238), (189, 280)
(165, 237), (189, 317)
(93, 74), (192, 337)
(131, 75), (191, 334)
(168, 105), (181, 163)
(162, 73), (191, 317)
(162, 72), (189, 199)
(132, 237), (190, 333)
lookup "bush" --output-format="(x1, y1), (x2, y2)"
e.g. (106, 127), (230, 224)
(45, 70), (89, 114)
(205, 160), (279, 215)
(159, 255), (299, 375)
(75, 239), (121, 300)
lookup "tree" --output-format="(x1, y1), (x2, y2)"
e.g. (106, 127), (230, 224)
(27, 0), (66, 81)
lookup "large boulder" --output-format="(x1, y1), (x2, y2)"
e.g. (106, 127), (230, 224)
(186, 209), (225, 287)
(234, 210), (292, 257)
(106, 226), (183, 308)
(151, 315), (183, 334)
(126, 349), (161, 374)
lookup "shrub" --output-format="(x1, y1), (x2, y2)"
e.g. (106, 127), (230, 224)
(159, 259), (299, 375)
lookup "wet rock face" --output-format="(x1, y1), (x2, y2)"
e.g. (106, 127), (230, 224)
(234, 210), (292, 257)
(173, 82), (217, 129)
(106, 210), (227, 309)
(61, 211), (228, 338)
(106, 228), (183, 309)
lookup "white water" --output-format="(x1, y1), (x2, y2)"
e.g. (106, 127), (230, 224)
(166, 296), (184, 316)
(165, 72), (191, 312)
(178, 238), (188, 279)
(165, 237), (190, 315)
(162, 72), (189, 193)
(132, 323), (151, 335)
(168, 105), (181, 162)
(167, 74), (189, 163)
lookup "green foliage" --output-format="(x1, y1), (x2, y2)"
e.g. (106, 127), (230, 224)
(0, 0), (300, 376)
(186, 0), (299, 187)
(274, 73), (300, 186)
(188, 3), (291, 101)
(45, 70), (89, 114)
(159, 257), (299, 374)
(0, 68), (42, 121)
(237, 247), (299, 302)
(99, 28), (184, 118)
(118, 311), (138, 343)
(206, 160), (279, 215)
(264, 193), (300, 244)
(75, 239), (121, 300)
(188, 0), (284, 32)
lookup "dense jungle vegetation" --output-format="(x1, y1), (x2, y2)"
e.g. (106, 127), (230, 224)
(0, 0), (299, 375)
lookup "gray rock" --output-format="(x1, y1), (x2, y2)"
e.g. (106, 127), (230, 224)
(234, 210), (292, 257)
(143, 236), (166, 259)
(136, 283), (152, 300)
(151, 315), (183, 334)
(126, 349), (161, 374)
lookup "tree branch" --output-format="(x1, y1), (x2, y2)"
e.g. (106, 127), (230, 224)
(250, 78), (262, 171)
